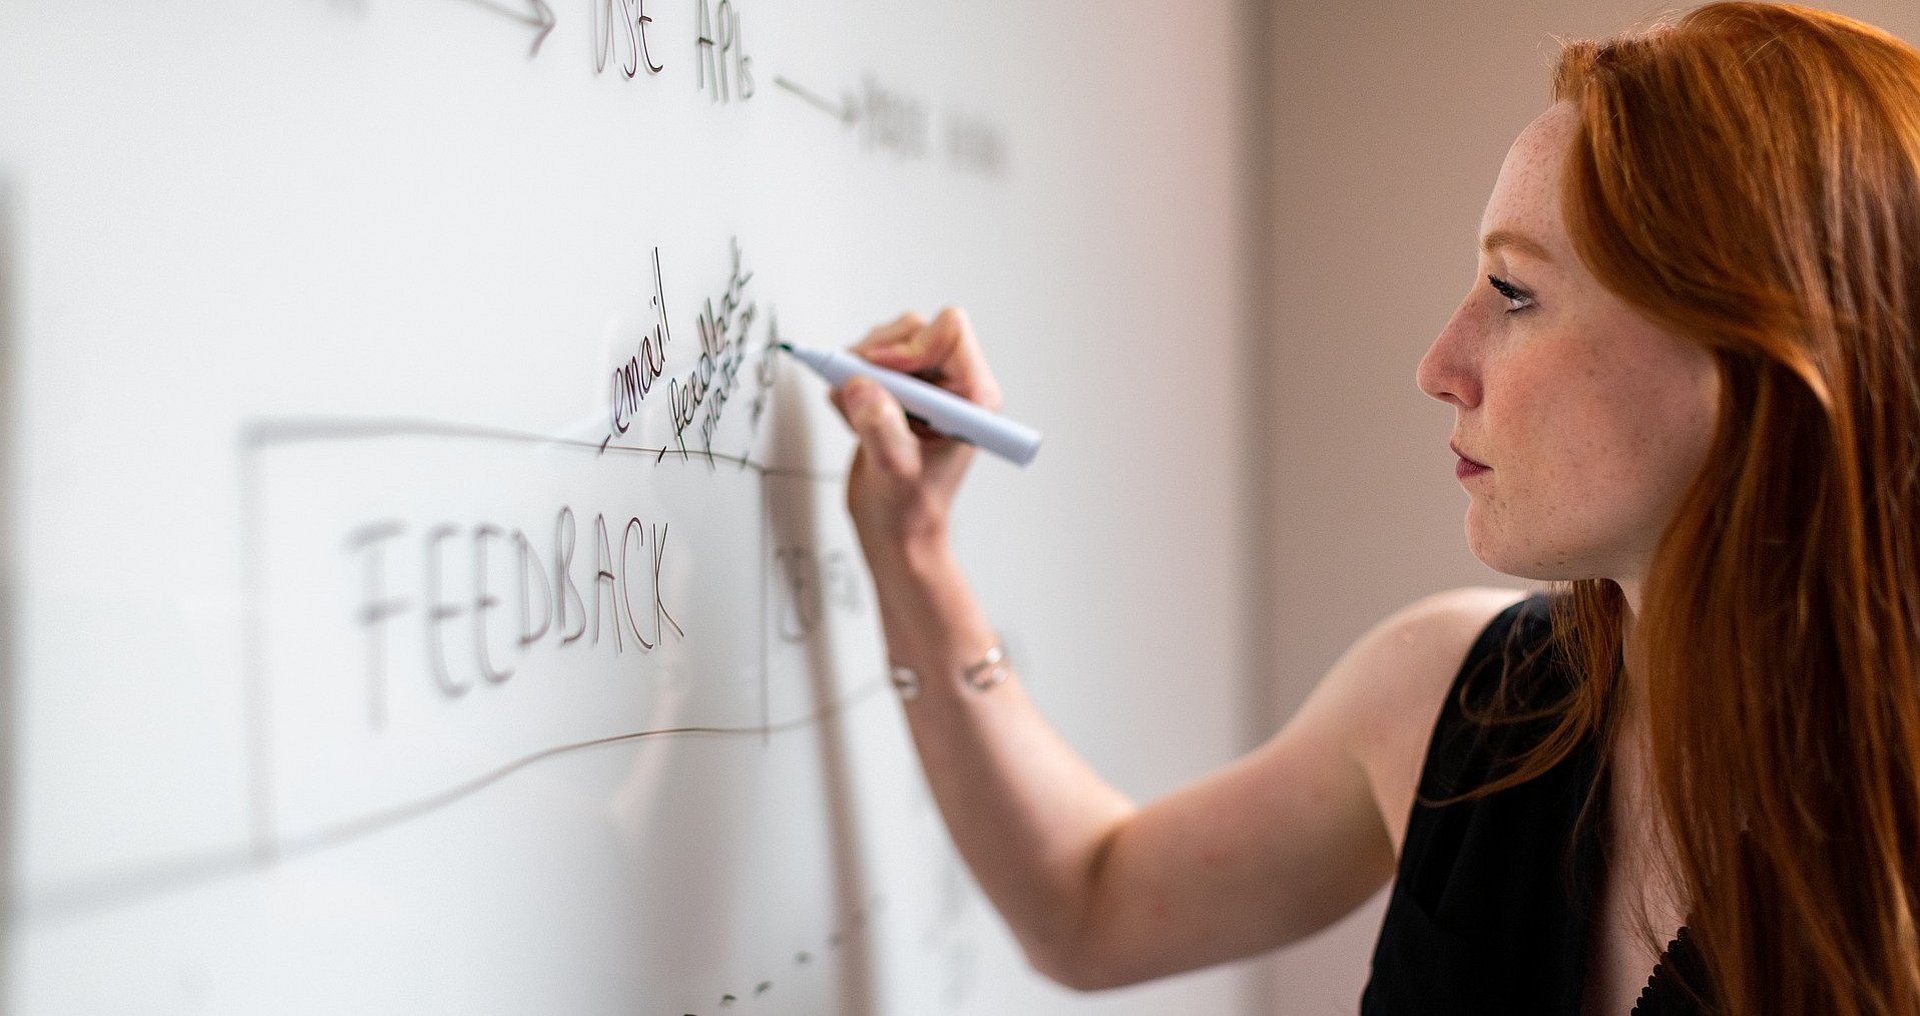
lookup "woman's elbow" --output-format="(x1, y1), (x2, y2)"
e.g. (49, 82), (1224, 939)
(1021, 935), (1141, 993)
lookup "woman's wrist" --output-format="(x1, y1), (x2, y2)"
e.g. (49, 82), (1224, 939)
(858, 520), (957, 587)
(861, 538), (999, 677)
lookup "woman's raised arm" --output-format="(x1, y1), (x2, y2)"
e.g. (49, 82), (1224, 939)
(829, 307), (1518, 988)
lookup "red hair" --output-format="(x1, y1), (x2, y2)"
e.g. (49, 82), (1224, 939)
(1485, 4), (1920, 1012)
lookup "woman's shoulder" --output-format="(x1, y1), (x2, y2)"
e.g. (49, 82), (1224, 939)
(1333, 587), (1536, 732)
(1327, 587), (1532, 854)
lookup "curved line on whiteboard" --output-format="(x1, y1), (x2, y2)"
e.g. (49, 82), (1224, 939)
(283, 676), (890, 858)
(15, 677), (889, 928)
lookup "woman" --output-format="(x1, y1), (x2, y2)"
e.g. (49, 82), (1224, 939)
(828, 4), (1920, 1013)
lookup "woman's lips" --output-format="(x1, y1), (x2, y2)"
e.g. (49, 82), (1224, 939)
(1451, 442), (1490, 480)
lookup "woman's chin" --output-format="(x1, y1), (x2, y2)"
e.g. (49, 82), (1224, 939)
(1464, 519), (1578, 582)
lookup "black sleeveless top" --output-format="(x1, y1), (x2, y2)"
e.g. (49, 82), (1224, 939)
(1360, 596), (1711, 1015)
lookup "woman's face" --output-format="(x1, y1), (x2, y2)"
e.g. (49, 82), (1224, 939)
(1417, 102), (1720, 586)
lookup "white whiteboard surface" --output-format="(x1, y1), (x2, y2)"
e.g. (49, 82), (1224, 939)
(0, 2), (1256, 1013)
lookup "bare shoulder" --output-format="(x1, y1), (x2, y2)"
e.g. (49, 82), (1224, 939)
(1320, 587), (1527, 854)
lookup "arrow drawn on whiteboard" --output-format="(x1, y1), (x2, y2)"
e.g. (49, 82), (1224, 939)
(773, 75), (859, 126)
(456, 0), (556, 58)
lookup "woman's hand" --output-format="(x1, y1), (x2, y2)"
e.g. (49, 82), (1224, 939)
(828, 307), (1003, 570)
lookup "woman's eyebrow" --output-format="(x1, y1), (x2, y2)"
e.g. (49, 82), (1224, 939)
(1481, 228), (1555, 264)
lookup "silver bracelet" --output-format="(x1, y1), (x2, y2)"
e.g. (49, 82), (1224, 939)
(889, 642), (1009, 701)
(888, 664), (922, 701)
(962, 644), (1009, 691)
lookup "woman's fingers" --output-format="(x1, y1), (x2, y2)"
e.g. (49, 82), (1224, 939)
(857, 307), (1003, 413)
(827, 383), (851, 426)
(855, 311), (926, 358)
(829, 307), (998, 493)
(830, 310), (988, 545)
(840, 376), (922, 480)
(923, 307), (1003, 411)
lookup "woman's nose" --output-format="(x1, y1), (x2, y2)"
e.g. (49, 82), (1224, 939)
(1417, 298), (1482, 410)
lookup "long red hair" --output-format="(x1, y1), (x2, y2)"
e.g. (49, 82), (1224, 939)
(1484, 4), (1920, 1012)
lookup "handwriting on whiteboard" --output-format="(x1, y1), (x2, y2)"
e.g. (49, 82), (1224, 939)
(774, 545), (863, 643)
(346, 507), (683, 729)
(599, 239), (779, 463)
(772, 73), (1009, 177)
(243, 419), (867, 853)
(666, 237), (776, 462)
(607, 247), (674, 449)
(454, 2), (1011, 176)
(592, 0), (663, 77)
(695, 0), (755, 102)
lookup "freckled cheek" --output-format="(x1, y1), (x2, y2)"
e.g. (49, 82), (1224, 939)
(1488, 391), (1631, 509)
(1481, 367), (1566, 479)
(1514, 334), (1645, 430)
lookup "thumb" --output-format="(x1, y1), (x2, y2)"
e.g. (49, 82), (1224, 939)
(842, 376), (921, 479)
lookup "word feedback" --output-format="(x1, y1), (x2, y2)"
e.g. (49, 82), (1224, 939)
(346, 507), (684, 730)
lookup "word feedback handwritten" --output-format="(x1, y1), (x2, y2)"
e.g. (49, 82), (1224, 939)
(347, 507), (684, 729)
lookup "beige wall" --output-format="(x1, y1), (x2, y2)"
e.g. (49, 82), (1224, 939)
(1254, 2), (1920, 1012)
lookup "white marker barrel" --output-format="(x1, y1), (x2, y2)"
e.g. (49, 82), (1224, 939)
(782, 344), (1043, 467)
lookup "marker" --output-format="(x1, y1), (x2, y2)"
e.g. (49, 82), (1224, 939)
(779, 343), (1042, 466)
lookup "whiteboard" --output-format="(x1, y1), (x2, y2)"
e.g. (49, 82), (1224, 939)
(0, 2), (1256, 1013)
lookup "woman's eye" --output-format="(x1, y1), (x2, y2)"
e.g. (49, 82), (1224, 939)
(1487, 274), (1535, 313)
